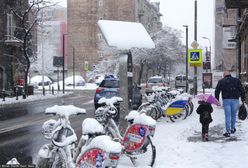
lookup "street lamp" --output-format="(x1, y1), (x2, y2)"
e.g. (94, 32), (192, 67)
(183, 25), (189, 93)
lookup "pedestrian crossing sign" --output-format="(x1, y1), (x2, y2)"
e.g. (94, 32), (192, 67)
(188, 49), (203, 66)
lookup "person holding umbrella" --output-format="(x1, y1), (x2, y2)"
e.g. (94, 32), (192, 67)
(215, 70), (246, 137)
(196, 94), (219, 141)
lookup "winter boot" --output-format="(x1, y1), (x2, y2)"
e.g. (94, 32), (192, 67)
(223, 132), (230, 137)
(231, 128), (236, 134)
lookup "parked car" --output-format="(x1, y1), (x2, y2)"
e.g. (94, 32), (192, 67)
(30, 75), (53, 86)
(175, 75), (193, 88)
(65, 75), (85, 86)
(94, 75), (142, 110)
(146, 76), (168, 90)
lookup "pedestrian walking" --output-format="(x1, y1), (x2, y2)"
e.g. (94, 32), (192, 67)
(196, 100), (213, 141)
(215, 70), (246, 137)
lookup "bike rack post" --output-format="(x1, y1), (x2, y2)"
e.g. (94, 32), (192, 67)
(43, 87), (45, 95)
(16, 86), (18, 100)
(2, 90), (5, 101)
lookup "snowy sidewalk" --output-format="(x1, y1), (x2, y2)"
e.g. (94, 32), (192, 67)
(118, 97), (248, 168)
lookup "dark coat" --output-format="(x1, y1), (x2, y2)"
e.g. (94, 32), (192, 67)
(215, 75), (245, 101)
(196, 102), (213, 124)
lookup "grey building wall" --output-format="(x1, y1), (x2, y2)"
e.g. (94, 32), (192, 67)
(215, 0), (237, 72)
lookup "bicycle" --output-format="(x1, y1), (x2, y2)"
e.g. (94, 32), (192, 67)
(138, 88), (192, 122)
(36, 104), (122, 168)
(95, 96), (157, 167)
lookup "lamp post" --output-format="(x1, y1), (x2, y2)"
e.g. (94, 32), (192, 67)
(183, 25), (189, 93)
(62, 34), (67, 94)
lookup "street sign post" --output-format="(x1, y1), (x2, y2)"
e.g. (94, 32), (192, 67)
(188, 49), (203, 66)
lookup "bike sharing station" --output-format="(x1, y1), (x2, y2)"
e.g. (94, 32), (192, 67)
(97, 20), (155, 127)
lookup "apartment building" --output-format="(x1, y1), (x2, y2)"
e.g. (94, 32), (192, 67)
(67, 0), (162, 77)
(0, 0), (29, 92)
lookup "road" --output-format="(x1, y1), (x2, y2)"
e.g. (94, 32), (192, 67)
(0, 90), (96, 165)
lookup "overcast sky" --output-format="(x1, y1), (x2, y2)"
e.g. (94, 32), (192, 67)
(54, 0), (214, 49)
(155, 0), (214, 49)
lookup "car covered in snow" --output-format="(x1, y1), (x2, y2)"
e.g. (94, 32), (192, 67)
(65, 75), (85, 86)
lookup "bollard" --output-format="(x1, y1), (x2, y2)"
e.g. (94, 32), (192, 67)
(16, 86), (18, 100)
(58, 84), (60, 92)
(52, 86), (54, 95)
(43, 87), (45, 96)
(22, 87), (26, 99)
(2, 90), (5, 101)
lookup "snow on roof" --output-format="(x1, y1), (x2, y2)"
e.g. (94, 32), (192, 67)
(98, 20), (155, 50)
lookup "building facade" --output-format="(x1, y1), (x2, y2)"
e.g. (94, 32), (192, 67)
(0, 0), (29, 92)
(215, 0), (238, 72)
(30, 6), (67, 78)
(67, 0), (162, 78)
(223, 0), (248, 84)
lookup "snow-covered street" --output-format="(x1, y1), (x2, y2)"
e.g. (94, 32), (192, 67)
(118, 97), (248, 168)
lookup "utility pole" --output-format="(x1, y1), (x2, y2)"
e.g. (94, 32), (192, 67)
(62, 34), (66, 94)
(194, 0), (198, 95)
(183, 25), (189, 93)
(73, 47), (75, 89)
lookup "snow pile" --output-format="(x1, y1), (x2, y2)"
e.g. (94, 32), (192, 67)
(98, 20), (155, 49)
(82, 118), (104, 135)
(31, 75), (52, 84)
(45, 105), (86, 119)
(82, 135), (122, 153)
(0, 92), (70, 105)
(6, 158), (20, 165)
(98, 96), (123, 106)
(117, 91), (248, 168)
(133, 113), (156, 127)
(125, 110), (140, 121)
(65, 75), (85, 86)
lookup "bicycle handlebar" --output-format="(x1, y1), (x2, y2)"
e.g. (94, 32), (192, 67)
(45, 105), (86, 119)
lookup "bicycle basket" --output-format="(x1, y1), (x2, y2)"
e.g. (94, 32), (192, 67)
(95, 107), (107, 124)
(42, 119), (58, 139)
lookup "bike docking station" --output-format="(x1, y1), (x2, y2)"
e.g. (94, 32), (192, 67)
(36, 21), (157, 168)
(97, 19), (155, 130)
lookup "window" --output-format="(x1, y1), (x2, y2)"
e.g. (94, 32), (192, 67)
(98, 33), (102, 40)
(99, 0), (103, 6)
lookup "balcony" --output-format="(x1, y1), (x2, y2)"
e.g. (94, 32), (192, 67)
(4, 35), (23, 47)
(225, 0), (248, 8)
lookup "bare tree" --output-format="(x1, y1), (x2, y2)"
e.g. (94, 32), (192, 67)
(132, 25), (185, 83)
(10, 0), (56, 97)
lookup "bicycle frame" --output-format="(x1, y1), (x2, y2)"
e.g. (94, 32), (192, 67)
(95, 97), (157, 166)
(37, 105), (122, 168)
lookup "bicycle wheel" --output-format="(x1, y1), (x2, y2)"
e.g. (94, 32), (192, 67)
(129, 136), (156, 167)
(168, 106), (189, 122)
(139, 104), (160, 120)
(189, 101), (194, 115)
(51, 149), (68, 168)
